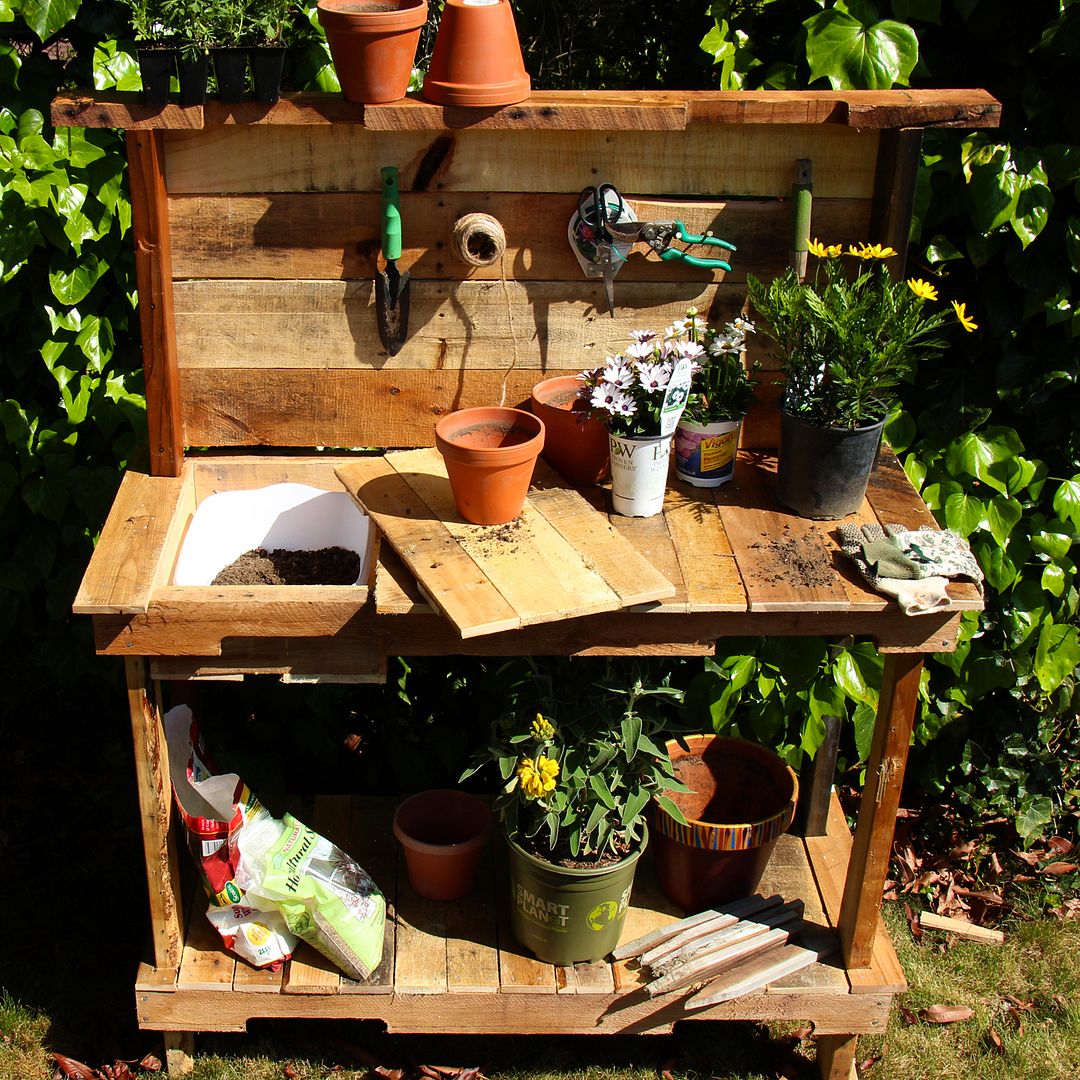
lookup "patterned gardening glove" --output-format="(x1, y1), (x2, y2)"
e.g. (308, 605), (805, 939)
(838, 523), (952, 616)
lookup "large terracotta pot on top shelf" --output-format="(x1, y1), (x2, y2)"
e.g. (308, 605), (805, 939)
(652, 735), (798, 913)
(529, 375), (609, 485)
(317, 0), (429, 104)
(421, 0), (530, 107)
(434, 406), (544, 525)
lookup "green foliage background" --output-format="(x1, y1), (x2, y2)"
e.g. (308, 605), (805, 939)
(2, 0), (1078, 847)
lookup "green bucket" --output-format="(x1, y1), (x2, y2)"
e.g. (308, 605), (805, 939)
(506, 826), (647, 965)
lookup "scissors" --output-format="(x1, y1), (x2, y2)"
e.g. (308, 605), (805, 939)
(607, 219), (737, 271)
(574, 184), (630, 317)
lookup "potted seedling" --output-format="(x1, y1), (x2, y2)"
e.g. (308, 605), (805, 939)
(673, 309), (758, 488)
(248, 0), (297, 102)
(122, 0), (178, 106)
(160, 0), (214, 104)
(205, 0), (254, 101)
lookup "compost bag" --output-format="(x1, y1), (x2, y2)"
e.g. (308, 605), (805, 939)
(163, 706), (385, 979)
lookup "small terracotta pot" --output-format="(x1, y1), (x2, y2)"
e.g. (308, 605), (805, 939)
(393, 790), (491, 901)
(652, 735), (798, 912)
(421, 0), (530, 107)
(435, 407), (544, 525)
(529, 376), (609, 486)
(318, 0), (428, 104)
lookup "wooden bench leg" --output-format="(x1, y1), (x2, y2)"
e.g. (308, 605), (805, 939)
(164, 1032), (195, 1075)
(816, 1033), (857, 1080)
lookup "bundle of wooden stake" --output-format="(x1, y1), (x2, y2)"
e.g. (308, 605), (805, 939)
(613, 894), (828, 1008)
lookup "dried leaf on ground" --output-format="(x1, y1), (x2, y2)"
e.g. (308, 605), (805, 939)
(283, 1063), (301, 1079)
(1038, 862), (1079, 876)
(52, 1054), (100, 1079)
(138, 1056), (162, 1073)
(101, 1064), (134, 1080)
(988, 1027), (1005, 1054)
(921, 1004), (975, 1024)
(371, 1068), (404, 1080)
(858, 1054), (882, 1071)
(904, 903), (923, 941)
(899, 1005), (920, 1025)
(1047, 837), (1075, 856)
(1050, 898), (1080, 919)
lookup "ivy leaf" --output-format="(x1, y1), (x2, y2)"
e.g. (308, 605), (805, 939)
(851, 701), (876, 762)
(1034, 621), (1080, 694)
(804, 7), (919, 90)
(1052, 477), (1080, 530)
(48, 253), (106, 304)
(945, 492), (986, 537)
(93, 40), (142, 92)
(1015, 795), (1055, 846)
(986, 497), (1022, 547)
(75, 315), (114, 373)
(1030, 522), (1073, 560)
(833, 650), (878, 707)
(1042, 563), (1065, 598)
(20, 0), (81, 42)
(925, 235), (963, 264)
(884, 408), (916, 454)
(944, 429), (1022, 494)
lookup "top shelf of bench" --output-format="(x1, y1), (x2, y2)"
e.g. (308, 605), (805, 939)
(51, 89), (1002, 132)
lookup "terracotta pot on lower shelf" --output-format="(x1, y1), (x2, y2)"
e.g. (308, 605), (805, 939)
(652, 735), (798, 913)
(421, 0), (530, 107)
(529, 375), (609, 485)
(393, 790), (491, 901)
(435, 407), (544, 525)
(318, 0), (428, 105)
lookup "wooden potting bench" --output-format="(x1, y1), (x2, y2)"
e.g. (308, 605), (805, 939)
(60, 87), (998, 1078)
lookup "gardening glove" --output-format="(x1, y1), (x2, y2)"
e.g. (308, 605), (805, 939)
(873, 575), (952, 616)
(886, 525), (984, 594)
(861, 534), (923, 580)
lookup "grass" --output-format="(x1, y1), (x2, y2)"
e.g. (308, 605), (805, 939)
(3, 904), (1079, 1080)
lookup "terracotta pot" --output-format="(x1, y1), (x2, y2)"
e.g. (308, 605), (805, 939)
(529, 376), (608, 485)
(652, 735), (798, 912)
(393, 790), (491, 901)
(435, 407), (544, 525)
(317, 0), (428, 104)
(421, 0), (530, 107)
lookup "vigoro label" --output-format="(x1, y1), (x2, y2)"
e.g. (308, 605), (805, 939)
(699, 431), (737, 472)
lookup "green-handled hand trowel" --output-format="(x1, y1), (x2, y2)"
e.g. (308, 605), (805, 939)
(375, 166), (410, 356)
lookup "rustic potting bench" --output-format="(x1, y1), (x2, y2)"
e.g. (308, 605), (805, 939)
(59, 87), (998, 1078)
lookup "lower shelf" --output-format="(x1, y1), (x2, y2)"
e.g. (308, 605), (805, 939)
(136, 796), (905, 1037)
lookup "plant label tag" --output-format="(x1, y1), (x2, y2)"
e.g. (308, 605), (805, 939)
(659, 359), (693, 437)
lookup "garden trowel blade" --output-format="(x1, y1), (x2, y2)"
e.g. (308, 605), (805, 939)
(375, 261), (410, 357)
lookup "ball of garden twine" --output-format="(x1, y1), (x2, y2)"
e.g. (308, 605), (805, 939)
(451, 213), (507, 268)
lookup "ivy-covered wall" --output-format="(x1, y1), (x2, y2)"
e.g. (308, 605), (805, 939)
(1, 0), (1077, 845)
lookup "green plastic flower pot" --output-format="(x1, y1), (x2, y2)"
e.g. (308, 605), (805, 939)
(505, 827), (646, 965)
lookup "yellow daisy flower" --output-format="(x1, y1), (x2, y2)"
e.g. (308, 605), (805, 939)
(825, 243), (844, 258)
(847, 244), (868, 258)
(862, 243), (898, 259)
(907, 278), (939, 301)
(530, 713), (555, 740)
(517, 755), (559, 799)
(952, 301), (978, 332)
(808, 238), (829, 258)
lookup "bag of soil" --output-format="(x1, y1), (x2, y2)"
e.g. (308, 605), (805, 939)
(164, 706), (297, 969)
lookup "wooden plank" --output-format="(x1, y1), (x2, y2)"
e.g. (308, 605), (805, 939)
(340, 796), (396, 993)
(162, 125), (881, 199)
(53, 90), (1002, 132)
(556, 960), (616, 994)
(188, 455), (366, 500)
(167, 193), (871, 284)
(231, 956), (284, 993)
(714, 456), (854, 612)
(839, 654), (923, 968)
(73, 470), (189, 614)
(374, 544), (430, 615)
(445, 837), (500, 993)
(662, 481), (747, 612)
(393, 878), (449, 994)
(686, 943), (824, 1008)
(335, 456), (521, 638)
(919, 912), (1004, 944)
(170, 278), (739, 371)
(816, 1034), (859, 1080)
(177, 894), (236, 991)
(126, 130), (184, 476)
(870, 129), (923, 277)
(612, 512), (690, 613)
(126, 657), (185, 972)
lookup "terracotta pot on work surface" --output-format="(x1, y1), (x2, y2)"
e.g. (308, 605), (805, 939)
(393, 790), (491, 901)
(529, 376), (609, 485)
(435, 407), (544, 525)
(652, 735), (798, 913)
(422, 0), (530, 107)
(317, 0), (428, 104)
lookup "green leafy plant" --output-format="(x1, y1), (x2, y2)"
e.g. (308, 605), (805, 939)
(746, 243), (974, 429)
(680, 310), (758, 424)
(158, 0), (216, 47)
(249, 0), (298, 46)
(461, 662), (691, 862)
(119, 0), (171, 41)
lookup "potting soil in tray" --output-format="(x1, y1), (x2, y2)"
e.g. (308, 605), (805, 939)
(211, 546), (361, 586)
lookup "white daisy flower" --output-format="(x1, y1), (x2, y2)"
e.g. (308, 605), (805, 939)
(636, 362), (671, 393)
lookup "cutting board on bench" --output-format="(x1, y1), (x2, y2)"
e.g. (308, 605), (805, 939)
(336, 450), (675, 639)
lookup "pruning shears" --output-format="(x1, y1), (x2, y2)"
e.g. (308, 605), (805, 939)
(573, 184), (632, 317)
(607, 218), (737, 271)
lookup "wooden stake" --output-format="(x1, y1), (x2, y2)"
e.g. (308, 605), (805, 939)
(919, 912), (1004, 945)
(685, 943), (823, 1008)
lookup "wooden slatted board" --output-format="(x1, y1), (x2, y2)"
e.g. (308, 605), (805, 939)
(336, 454), (675, 638)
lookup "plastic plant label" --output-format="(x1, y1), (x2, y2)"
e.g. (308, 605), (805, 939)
(659, 358), (693, 436)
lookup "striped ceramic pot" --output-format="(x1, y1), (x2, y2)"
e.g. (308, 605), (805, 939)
(651, 735), (798, 913)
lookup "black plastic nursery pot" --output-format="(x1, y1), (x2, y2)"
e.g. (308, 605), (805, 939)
(250, 46), (287, 103)
(776, 405), (886, 520)
(212, 47), (248, 102)
(136, 46), (177, 107)
(506, 828), (646, 965)
(177, 48), (209, 105)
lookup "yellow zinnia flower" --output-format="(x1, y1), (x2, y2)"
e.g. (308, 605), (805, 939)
(952, 301), (978, 332)
(517, 755), (559, 799)
(907, 278), (939, 301)
(530, 713), (554, 740)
